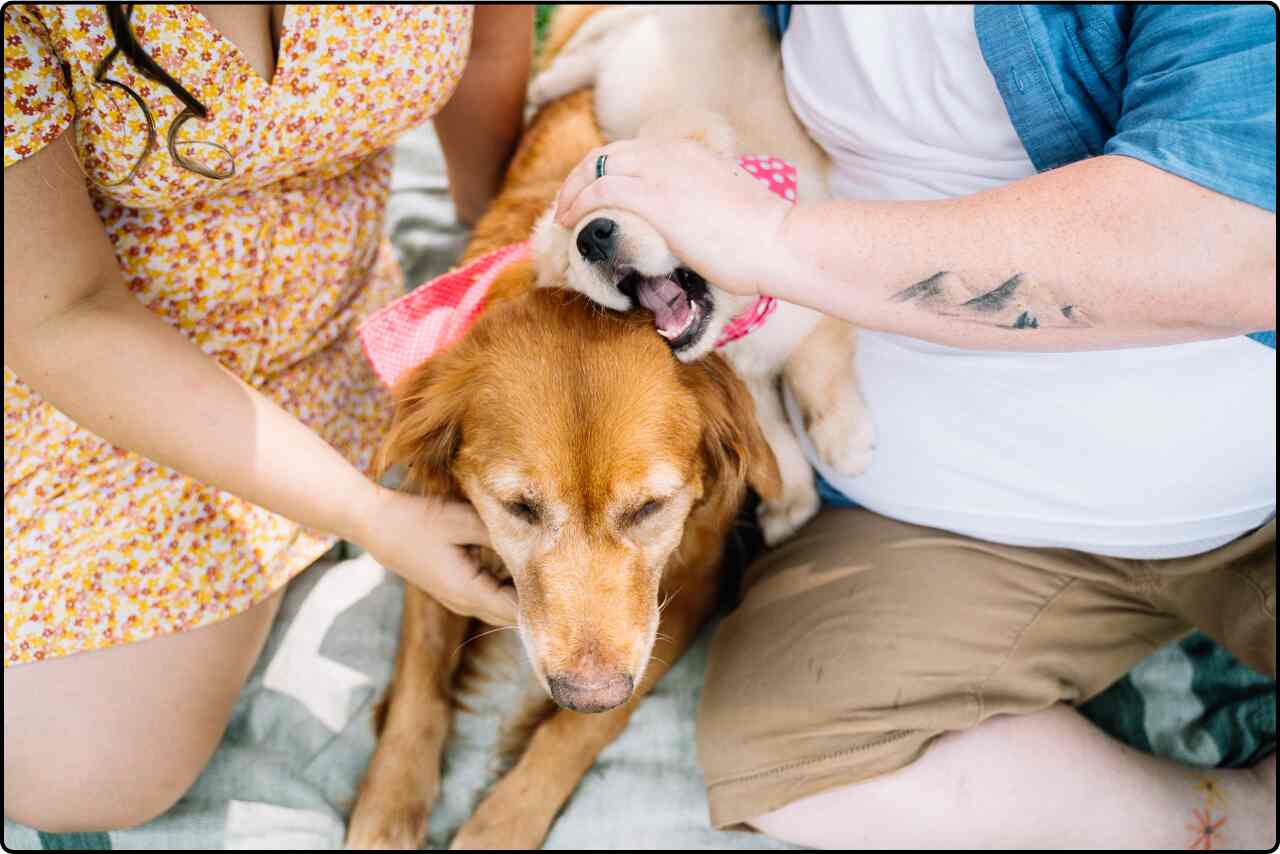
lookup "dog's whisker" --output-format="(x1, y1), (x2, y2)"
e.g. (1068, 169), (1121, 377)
(657, 585), (684, 615)
(452, 624), (519, 657)
(648, 654), (670, 669)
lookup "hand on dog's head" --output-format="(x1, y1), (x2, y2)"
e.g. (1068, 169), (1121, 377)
(532, 203), (758, 364)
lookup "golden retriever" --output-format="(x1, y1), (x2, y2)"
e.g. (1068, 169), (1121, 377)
(345, 73), (779, 854)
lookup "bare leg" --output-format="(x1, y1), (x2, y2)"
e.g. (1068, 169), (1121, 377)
(4, 588), (284, 832)
(751, 704), (1277, 850)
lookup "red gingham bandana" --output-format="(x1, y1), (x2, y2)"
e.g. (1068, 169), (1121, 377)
(359, 241), (531, 389)
(360, 155), (798, 389)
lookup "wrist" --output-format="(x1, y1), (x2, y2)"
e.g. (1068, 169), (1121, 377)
(343, 476), (394, 547)
(762, 202), (819, 304)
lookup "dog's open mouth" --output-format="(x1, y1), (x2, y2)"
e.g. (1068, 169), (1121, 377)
(618, 268), (714, 352)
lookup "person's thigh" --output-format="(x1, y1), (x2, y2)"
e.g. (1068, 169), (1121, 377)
(696, 507), (1190, 829)
(3, 587), (284, 832)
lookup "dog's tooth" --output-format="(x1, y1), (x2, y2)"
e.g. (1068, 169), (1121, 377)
(675, 307), (696, 337)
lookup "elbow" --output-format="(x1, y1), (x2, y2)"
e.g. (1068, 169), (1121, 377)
(1197, 215), (1276, 335)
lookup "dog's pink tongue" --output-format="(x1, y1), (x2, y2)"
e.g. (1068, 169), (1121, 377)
(635, 277), (691, 336)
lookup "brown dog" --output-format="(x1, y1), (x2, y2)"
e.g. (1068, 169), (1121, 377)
(344, 73), (780, 852)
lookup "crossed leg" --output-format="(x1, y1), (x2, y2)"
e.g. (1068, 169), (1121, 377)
(699, 508), (1276, 849)
(755, 705), (1276, 849)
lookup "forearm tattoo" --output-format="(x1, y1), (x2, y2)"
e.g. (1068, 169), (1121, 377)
(890, 272), (1096, 330)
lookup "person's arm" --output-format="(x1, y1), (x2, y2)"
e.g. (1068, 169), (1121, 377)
(555, 142), (1275, 352)
(555, 5), (1275, 352)
(4, 134), (516, 626)
(433, 4), (533, 227)
(779, 153), (1276, 350)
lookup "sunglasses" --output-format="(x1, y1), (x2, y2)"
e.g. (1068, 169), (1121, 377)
(82, 4), (236, 186)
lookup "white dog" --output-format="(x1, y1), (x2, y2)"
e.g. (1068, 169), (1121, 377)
(530, 5), (874, 544)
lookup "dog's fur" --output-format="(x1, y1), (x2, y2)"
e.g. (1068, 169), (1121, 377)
(531, 5), (876, 545)
(345, 83), (781, 853)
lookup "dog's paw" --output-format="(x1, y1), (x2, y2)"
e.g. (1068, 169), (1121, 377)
(809, 407), (876, 478)
(528, 71), (565, 107)
(449, 766), (559, 850)
(345, 800), (428, 850)
(449, 806), (550, 851)
(758, 480), (821, 546)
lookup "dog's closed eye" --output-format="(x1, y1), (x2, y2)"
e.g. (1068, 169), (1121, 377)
(504, 497), (541, 524)
(622, 498), (666, 527)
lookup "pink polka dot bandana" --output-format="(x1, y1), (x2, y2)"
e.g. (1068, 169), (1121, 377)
(712, 155), (797, 347)
(738, 154), (798, 202)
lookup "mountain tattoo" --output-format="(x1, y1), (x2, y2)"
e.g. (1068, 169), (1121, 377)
(891, 272), (1095, 330)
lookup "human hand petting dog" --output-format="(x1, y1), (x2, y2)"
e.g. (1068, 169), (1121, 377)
(355, 486), (517, 627)
(554, 139), (796, 299)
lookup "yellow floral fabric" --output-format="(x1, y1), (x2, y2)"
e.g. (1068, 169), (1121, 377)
(3, 4), (473, 666)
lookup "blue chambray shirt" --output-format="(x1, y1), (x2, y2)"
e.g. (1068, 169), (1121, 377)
(761, 4), (1277, 348)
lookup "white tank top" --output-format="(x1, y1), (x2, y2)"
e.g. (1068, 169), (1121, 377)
(781, 5), (1276, 558)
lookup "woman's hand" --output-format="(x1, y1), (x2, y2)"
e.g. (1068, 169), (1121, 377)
(353, 485), (518, 627)
(554, 139), (796, 298)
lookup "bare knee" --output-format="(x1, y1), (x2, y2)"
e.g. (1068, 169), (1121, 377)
(3, 590), (283, 832)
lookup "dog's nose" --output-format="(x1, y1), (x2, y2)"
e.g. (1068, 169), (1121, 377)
(576, 218), (617, 263)
(548, 670), (634, 713)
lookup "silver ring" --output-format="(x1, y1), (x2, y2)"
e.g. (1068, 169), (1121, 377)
(595, 154), (607, 180)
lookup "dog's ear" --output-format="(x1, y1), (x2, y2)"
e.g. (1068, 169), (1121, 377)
(373, 354), (469, 497)
(691, 354), (782, 501)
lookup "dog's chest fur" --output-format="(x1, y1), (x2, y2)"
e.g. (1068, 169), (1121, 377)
(719, 300), (825, 378)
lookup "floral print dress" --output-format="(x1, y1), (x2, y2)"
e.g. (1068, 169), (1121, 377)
(3, 4), (473, 666)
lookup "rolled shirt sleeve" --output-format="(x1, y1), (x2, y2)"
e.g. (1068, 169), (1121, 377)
(1104, 4), (1276, 213)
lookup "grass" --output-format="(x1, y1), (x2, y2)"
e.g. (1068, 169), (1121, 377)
(535, 4), (555, 57)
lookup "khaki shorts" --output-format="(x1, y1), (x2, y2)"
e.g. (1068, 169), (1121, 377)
(696, 508), (1276, 828)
